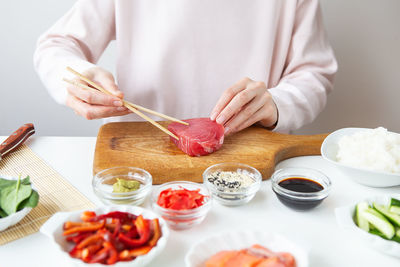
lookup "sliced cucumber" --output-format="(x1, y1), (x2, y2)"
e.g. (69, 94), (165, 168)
(393, 229), (400, 243)
(369, 228), (400, 243)
(390, 198), (400, 214)
(390, 198), (400, 207)
(355, 202), (370, 231)
(389, 206), (400, 214)
(373, 203), (400, 227)
(363, 208), (395, 239)
(369, 228), (387, 239)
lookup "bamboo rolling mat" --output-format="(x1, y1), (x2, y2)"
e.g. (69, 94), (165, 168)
(0, 144), (94, 245)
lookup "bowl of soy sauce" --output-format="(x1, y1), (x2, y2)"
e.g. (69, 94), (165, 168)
(271, 167), (331, 210)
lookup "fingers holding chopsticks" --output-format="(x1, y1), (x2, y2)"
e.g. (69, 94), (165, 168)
(66, 94), (131, 120)
(64, 66), (183, 139)
(65, 67), (131, 119)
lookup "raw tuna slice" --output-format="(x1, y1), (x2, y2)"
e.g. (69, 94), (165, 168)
(168, 118), (224, 157)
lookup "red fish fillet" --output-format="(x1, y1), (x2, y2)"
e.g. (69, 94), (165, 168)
(168, 118), (224, 157)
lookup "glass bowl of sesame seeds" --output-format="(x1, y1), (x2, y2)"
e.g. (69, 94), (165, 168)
(202, 163), (262, 206)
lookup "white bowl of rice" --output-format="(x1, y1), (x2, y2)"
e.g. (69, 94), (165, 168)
(321, 127), (400, 187)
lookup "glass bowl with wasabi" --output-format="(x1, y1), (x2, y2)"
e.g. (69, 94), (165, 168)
(203, 163), (262, 206)
(92, 167), (152, 205)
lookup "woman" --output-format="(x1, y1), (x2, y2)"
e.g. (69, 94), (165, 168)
(34, 0), (337, 134)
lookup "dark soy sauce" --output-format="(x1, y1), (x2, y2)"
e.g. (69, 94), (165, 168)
(275, 177), (325, 210)
(279, 177), (323, 193)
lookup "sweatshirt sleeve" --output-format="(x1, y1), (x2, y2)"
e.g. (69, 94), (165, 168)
(269, 0), (338, 133)
(33, 0), (116, 105)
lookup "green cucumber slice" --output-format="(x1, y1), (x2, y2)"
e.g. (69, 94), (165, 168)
(355, 202), (370, 231)
(369, 228), (400, 243)
(389, 198), (400, 214)
(373, 203), (400, 227)
(369, 228), (387, 239)
(390, 198), (400, 207)
(389, 206), (400, 215)
(363, 208), (395, 239)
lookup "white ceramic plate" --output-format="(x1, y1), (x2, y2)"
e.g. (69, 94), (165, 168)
(0, 175), (34, 231)
(321, 127), (400, 187)
(40, 205), (169, 267)
(335, 194), (400, 258)
(185, 230), (308, 267)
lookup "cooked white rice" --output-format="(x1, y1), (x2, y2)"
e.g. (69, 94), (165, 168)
(336, 127), (400, 174)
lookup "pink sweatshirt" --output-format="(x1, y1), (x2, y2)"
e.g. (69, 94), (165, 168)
(34, 0), (337, 133)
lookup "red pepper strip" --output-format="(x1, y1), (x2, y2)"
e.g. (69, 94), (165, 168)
(77, 233), (104, 250)
(148, 218), (161, 247)
(63, 220), (105, 236)
(66, 232), (92, 244)
(81, 211), (97, 222)
(105, 223), (116, 232)
(122, 224), (132, 232)
(103, 241), (118, 265)
(125, 226), (138, 239)
(69, 244), (82, 258)
(91, 211), (137, 223)
(64, 221), (93, 230)
(119, 246), (152, 260)
(112, 219), (121, 239)
(118, 215), (150, 248)
(81, 244), (102, 263)
(89, 246), (109, 264)
(66, 234), (77, 242)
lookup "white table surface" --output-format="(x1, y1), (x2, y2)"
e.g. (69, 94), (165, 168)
(0, 136), (399, 267)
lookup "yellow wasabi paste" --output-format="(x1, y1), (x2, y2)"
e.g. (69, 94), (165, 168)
(112, 178), (140, 193)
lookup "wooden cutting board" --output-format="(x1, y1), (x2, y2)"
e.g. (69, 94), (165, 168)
(93, 122), (328, 184)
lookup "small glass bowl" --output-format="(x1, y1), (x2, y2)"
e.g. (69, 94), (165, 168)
(152, 181), (212, 230)
(271, 167), (332, 211)
(92, 167), (152, 205)
(203, 163), (262, 206)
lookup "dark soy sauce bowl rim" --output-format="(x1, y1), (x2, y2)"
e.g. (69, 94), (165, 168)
(271, 167), (332, 200)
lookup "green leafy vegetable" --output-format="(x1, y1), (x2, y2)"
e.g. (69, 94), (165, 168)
(18, 190), (39, 209)
(0, 179), (16, 191)
(0, 175), (39, 217)
(0, 176), (32, 215)
(0, 176), (30, 190)
(0, 208), (7, 218)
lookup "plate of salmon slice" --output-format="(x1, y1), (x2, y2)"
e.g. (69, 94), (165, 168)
(185, 230), (308, 267)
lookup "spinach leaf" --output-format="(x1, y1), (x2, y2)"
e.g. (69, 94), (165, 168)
(18, 190), (39, 210)
(0, 176), (30, 190)
(0, 178), (17, 191)
(0, 176), (32, 215)
(0, 208), (7, 218)
(21, 176), (31, 185)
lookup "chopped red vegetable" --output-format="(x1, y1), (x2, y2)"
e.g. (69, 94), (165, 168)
(63, 210), (162, 265)
(63, 220), (105, 236)
(148, 219), (162, 247)
(119, 246), (153, 261)
(118, 215), (151, 248)
(81, 211), (97, 222)
(157, 187), (206, 210)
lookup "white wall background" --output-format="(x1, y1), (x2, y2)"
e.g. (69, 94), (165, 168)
(1, 0), (399, 136)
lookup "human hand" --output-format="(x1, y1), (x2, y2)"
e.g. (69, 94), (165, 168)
(210, 77), (278, 135)
(65, 67), (131, 120)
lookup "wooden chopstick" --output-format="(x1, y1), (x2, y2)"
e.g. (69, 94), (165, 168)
(63, 68), (180, 140)
(65, 67), (188, 125)
(124, 101), (188, 125)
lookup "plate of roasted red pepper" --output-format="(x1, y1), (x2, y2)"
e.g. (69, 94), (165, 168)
(40, 206), (169, 266)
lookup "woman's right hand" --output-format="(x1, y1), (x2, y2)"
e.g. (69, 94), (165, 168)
(66, 67), (131, 120)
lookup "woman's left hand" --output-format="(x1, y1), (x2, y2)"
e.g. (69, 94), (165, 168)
(210, 77), (278, 135)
